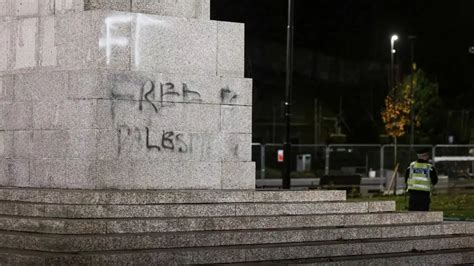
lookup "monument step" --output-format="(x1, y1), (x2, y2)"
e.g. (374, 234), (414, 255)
(0, 200), (394, 218)
(228, 249), (474, 265)
(0, 235), (472, 264)
(0, 222), (472, 252)
(0, 188), (346, 204)
(0, 212), (443, 234)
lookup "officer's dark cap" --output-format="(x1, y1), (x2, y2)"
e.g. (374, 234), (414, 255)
(415, 147), (430, 154)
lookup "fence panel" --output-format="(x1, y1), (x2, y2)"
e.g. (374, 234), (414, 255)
(327, 144), (381, 176)
(381, 144), (433, 173)
(434, 145), (474, 178)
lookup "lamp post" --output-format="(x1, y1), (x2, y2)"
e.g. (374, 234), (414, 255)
(390, 34), (398, 195)
(283, 0), (294, 189)
(390, 35), (399, 91)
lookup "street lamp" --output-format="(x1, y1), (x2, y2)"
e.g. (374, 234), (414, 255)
(390, 34), (398, 195)
(283, 0), (294, 189)
(390, 34), (399, 91)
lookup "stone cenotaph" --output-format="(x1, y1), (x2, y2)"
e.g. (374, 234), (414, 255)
(1, 0), (255, 190)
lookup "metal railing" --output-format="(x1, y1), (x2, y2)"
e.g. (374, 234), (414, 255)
(252, 143), (474, 180)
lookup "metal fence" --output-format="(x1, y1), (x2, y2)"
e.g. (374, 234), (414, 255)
(252, 143), (474, 180)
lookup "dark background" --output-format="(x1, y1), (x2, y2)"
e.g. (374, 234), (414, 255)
(212, 0), (474, 144)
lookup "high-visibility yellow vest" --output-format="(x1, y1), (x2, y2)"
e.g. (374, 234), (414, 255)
(407, 161), (432, 192)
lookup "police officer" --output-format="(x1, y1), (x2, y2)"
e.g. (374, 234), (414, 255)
(405, 147), (438, 211)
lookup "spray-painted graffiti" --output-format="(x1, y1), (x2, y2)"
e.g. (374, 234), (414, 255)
(220, 86), (238, 104)
(109, 76), (240, 156)
(138, 80), (204, 113)
(115, 125), (222, 157)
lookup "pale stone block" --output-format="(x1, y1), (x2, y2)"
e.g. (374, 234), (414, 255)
(32, 130), (68, 159)
(95, 99), (150, 129)
(93, 159), (134, 189)
(12, 130), (33, 159)
(14, 71), (69, 101)
(195, 0), (210, 20)
(0, 75), (14, 102)
(131, 161), (222, 189)
(54, 0), (84, 14)
(96, 12), (132, 70)
(30, 159), (66, 187)
(68, 70), (106, 99)
(220, 133), (251, 161)
(221, 162), (255, 189)
(39, 16), (57, 67)
(38, 0), (55, 16)
(0, 0), (11, 18)
(53, 11), (131, 70)
(62, 100), (97, 129)
(130, 14), (217, 75)
(54, 11), (97, 45)
(64, 159), (96, 189)
(15, 0), (40, 17)
(84, 0), (130, 12)
(94, 160), (222, 189)
(0, 22), (12, 71)
(2, 102), (33, 130)
(1, 159), (30, 186)
(217, 22), (245, 77)
(182, 103), (220, 133)
(0, 132), (5, 158)
(95, 129), (117, 160)
(66, 129), (97, 159)
(33, 102), (63, 129)
(34, 100), (96, 130)
(219, 77), (252, 106)
(221, 105), (252, 133)
(132, 0), (210, 19)
(14, 18), (38, 70)
(0, 130), (14, 159)
(56, 36), (100, 70)
(0, 103), (5, 129)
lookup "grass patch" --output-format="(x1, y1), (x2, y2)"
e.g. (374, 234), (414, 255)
(348, 194), (474, 220)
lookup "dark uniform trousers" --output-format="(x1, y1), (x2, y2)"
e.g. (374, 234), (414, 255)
(408, 190), (431, 211)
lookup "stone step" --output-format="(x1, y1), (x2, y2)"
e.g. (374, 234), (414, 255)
(0, 222), (472, 252)
(229, 249), (474, 265)
(0, 200), (394, 218)
(0, 235), (472, 264)
(0, 188), (346, 204)
(0, 212), (443, 234)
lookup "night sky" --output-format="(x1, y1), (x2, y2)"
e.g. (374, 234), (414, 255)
(212, 0), (474, 143)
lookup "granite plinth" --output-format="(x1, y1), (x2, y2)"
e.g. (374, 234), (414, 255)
(1, 69), (253, 189)
(0, 0), (211, 20)
(0, 11), (243, 76)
